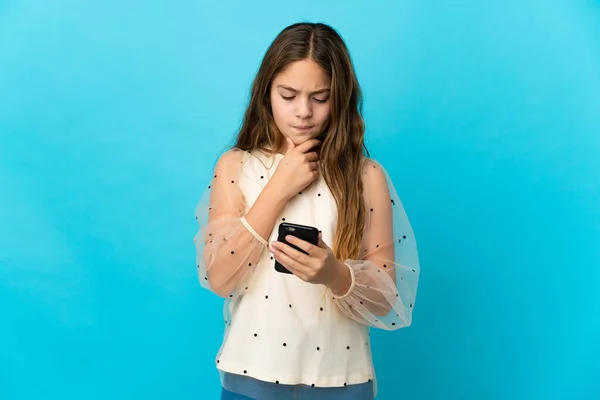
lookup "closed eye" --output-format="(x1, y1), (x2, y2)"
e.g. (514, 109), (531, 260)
(281, 95), (328, 103)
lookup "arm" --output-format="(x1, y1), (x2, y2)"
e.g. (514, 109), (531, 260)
(193, 149), (288, 298)
(329, 159), (420, 330)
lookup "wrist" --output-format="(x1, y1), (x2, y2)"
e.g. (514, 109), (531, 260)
(265, 178), (292, 203)
(328, 261), (352, 297)
(263, 179), (291, 205)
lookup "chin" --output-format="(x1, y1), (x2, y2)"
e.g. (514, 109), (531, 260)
(294, 132), (320, 141)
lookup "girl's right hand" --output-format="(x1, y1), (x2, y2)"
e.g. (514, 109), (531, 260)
(270, 137), (321, 201)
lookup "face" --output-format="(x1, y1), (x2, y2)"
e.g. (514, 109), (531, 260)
(270, 59), (331, 151)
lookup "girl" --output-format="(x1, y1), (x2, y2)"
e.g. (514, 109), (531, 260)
(194, 22), (420, 400)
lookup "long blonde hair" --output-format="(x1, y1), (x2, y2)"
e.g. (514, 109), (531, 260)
(233, 22), (369, 261)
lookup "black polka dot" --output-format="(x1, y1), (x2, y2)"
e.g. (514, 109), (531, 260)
(204, 277), (208, 280)
(282, 218), (286, 221)
(410, 304), (413, 308)
(231, 251), (235, 254)
(317, 347), (320, 350)
(368, 379), (372, 383)
(370, 208), (373, 212)
(208, 185), (211, 189)
(289, 304), (292, 308)
(412, 269), (416, 272)
(320, 307), (323, 311)
(299, 191), (302, 195)
(244, 370), (247, 374)
(311, 384), (315, 387)
(403, 235), (407, 239)
(270, 256), (274, 260)
(229, 294), (233, 298)
(265, 295), (268, 299)
(318, 193), (321, 196)
(260, 176), (264, 179)
(347, 346), (350, 350)
(283, 343), (286, 346)
(383, 264), (387, 268)
(248, 263), (252, 266)
(344, 383), (347, 386)
(376, 244), (379, 248)
(217, 360), (220, 364)
(245, 287), (248, 290)
(392, 322), (396, 326)
(231, 180), (235, 183)
(360, 301), (363, 305)
(254, 333), (257, 337)
(214, 175), (217, 178)
(276, 381), (279, 384)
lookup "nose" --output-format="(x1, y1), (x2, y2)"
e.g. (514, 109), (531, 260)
(295, 98), (312, 119)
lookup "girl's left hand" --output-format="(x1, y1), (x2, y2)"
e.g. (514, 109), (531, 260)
(270, 233), (350, 292)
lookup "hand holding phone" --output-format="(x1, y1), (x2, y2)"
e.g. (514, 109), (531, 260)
(274, 222), (320, 274)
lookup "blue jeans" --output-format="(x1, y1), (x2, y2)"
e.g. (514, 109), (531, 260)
(220, 388), (254, 399)
(220, 372), (374, 400)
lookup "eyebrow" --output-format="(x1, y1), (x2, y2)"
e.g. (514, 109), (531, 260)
(276, 85), (331, 95)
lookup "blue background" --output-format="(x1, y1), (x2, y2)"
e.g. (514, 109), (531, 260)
(1, 1), (599, 399)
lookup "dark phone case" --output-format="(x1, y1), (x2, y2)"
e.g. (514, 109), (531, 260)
(274, 222), (320, 274)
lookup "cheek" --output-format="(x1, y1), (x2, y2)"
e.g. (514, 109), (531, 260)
(315, 106), (331, 126)
(271, 98), (291, 122)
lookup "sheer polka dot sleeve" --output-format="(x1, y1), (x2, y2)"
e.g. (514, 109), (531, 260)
(193, 149), (267, 298)
(330, 159), (420, 331)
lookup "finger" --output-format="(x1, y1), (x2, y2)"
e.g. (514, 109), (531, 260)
(296, 138), (321, 154)
(285, 136), (296, 155)
(309, 161), (319, 171)
(271, 246), (310, 280)
(273, 239), (314, 265)
(305, 152), (319, 162)
(282, 235), (318, 256)
(317, 233), (330, 249)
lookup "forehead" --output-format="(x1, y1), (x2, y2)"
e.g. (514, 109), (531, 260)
(273, 59), (330, 89)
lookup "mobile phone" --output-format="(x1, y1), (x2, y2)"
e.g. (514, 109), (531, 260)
(274, 222), (320, 274)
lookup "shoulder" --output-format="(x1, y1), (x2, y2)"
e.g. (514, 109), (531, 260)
(361, 157), (389, 189)
(214, 148), (249, 171)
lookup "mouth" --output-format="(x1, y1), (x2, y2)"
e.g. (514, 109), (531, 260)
(293, 125), (314, 131)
